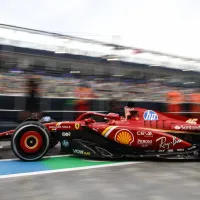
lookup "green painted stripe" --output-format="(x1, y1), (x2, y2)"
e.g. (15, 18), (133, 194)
(41, 156), (118, 170)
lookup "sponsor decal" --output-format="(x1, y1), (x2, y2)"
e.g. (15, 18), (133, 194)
(158, 150), (165, 152)
(61, 126), (71, 128)
(174, 125), (181, 130)
(143, 110), (158, 121)
(141, 144), (149, 147)
(62, 140), (69, 147)
(75, 123), (80, 130)
(62, 132), (71, 137)
(49, 125), (71, 130)
(137, 131), (153, 137)
(186, 118), (198, 124)
(137, 139), (152, 144)
(52, 122), (62, 130)
(114, 129), (134, 145)
(175, 125), (200, 130)
(176, 149), (184, 152)
(156, 136), (182, 149)
(73, 149), (90, 156)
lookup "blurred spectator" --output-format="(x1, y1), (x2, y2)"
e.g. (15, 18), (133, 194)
(166, 88), (184, 114)
(74, 81), (96, 119)
(0, 71), (199, 104)
(187, 89), (200, 118)
(19, 76), (42, 121)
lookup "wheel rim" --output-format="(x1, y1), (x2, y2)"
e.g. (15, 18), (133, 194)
(20, 131), (43, 153)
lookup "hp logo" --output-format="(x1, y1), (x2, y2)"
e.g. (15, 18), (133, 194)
(143, 110), (158, 121)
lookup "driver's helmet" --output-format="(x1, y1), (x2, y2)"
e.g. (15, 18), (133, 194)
(124, 106), (139, 119)
(39, 116), (53, 123)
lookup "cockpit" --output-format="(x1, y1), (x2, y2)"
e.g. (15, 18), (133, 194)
(75, 106), (139, 126)
(124, 106), (139, 120)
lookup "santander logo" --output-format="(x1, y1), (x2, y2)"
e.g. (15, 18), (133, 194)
(174, 125), (181, 130)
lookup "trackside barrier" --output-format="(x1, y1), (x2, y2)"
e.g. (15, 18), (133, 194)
(0, 95), (198, 122)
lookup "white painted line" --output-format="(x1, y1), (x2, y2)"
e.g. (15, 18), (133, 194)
(0, 154), (73, 162)
(0, 161), (143, 179)
(43, 154), (73, 159)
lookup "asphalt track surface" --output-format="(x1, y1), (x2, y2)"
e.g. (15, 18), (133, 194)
(1, 143), (200, 200)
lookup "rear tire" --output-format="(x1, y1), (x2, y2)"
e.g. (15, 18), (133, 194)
(11, 121), (50, 161)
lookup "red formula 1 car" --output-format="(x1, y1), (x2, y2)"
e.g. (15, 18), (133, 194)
(1, 106), (200, 161)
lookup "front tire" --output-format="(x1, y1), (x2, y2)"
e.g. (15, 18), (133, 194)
(11, 121), (50, 161)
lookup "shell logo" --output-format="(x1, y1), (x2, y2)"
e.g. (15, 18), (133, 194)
(114, 129), (134, 145)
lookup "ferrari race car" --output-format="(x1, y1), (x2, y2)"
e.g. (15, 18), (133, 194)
(1, 106), (200, 161)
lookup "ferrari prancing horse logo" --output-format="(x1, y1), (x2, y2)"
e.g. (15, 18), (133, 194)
(75, 123), (80, 130)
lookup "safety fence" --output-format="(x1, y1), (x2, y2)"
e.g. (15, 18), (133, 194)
(0, 95), (198, 122)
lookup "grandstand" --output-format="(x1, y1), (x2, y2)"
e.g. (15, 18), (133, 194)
(0, 23), (199, 103)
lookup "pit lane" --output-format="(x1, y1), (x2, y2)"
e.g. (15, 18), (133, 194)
(0, 141), (61, 159)
(0, 144), (200, 200)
